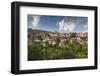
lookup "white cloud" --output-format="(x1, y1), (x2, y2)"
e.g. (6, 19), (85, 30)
(59, 19), (64, 30)
(31, 16), (40, 27)
(58, 19), (76, 32)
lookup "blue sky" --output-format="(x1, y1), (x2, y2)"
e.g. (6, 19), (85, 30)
(27, 15), (88, 33)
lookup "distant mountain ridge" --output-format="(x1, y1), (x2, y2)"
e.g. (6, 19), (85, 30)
(28, 28), (52, 33)
(28, 28), (87, 34)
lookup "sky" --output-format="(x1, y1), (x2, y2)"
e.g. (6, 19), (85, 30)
(27, 15), (88, 33)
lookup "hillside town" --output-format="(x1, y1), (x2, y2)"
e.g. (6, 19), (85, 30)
(28, 28), (87, 48)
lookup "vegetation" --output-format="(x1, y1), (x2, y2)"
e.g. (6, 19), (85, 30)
(28, 37), (88, 61)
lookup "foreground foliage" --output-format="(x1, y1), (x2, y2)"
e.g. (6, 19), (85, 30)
(28, 41), (88, 60)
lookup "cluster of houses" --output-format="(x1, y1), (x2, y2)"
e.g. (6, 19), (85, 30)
(28, 29), (88, 48)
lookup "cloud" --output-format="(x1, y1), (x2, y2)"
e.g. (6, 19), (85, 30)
(31, 16), (40, 27)
(58, 19), (76, 32)
(59, 19), (64, 30)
